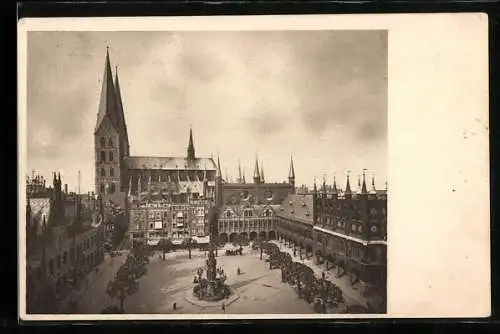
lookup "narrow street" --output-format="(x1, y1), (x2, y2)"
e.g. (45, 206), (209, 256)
(61, 252), (129, 314)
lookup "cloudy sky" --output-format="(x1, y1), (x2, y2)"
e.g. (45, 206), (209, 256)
(26, 30), (387, 193)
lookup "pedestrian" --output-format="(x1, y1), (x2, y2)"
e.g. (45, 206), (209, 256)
(173, 302), (177, 311)
(221, 302), (225, 313)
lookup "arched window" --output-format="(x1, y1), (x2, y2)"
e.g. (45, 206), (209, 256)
(108, 138), (114, 148)
(110, 183), (116, 194)
(100, 168), (106, 177)
(109, 151), (114, 162)
(100, 137), (106, 147)
(109, 167), (115, 177)
(100, 183), (105, 194)
(100, 151), (106, 163)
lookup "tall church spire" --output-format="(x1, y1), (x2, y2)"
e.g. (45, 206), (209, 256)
(187, 127), (195, 161)
(114, 65), (130, 156)
(95, 47), (119, 134)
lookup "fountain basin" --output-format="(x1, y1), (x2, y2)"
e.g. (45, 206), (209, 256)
(184, 286), (240, 308)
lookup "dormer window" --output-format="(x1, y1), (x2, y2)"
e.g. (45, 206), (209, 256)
(301, 202), (306, 207)
(305, 211), (310, 216)
(291, 209), (295, 214)
(289, 201), (293, 206)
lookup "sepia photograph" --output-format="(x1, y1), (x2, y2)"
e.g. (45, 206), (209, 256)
(18, 14), (489, 320)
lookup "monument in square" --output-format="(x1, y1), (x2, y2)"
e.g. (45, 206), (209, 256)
(192, 206), (232, 302)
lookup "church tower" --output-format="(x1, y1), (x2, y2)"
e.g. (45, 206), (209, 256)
(94, 48), (129, 196)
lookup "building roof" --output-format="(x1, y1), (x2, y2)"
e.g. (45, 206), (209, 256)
(277, 193), (314, 225)
(125, 156), (217, 171)
(28, 198), (51, 235)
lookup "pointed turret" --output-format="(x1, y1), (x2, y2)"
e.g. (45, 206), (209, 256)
(238, 159), (243, 183)
(345, 172), (352, 199)
(216, 155), (222, 180)
(332, 175), (338, 199)
(114, 65), (130, 156)
(253, 157), (260, 184)
(313, 178), (317, 194)
(370, 175), (376, 193)
(260, 162), (265, 183)
(95, 47), (120, 134)
(361, 169), (368, 194)
(322, 175), (327, 194)
(187, 127), (195, 161)
(242, 167), (246, 184)
(215, 155), (223, 208)
(288, 155), (295, 179)
(356, 174), (362, 194)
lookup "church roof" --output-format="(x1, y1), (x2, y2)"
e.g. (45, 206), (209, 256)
(277, 193), (314, 225)
(125, 156), (217, 171)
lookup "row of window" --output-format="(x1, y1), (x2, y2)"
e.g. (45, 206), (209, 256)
(98, 151), (114, 163)
(219, 221), (272, 230)
(99, 137), (114, 148)
(46, 235), (100, 276)
(99, 167), (116, 177)
(224, 208), (274, 218)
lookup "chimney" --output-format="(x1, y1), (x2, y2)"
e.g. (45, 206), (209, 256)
(64, 184), (68, 194)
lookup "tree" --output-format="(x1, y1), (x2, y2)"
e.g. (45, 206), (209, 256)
(182, 237), (197, 259)
(106, 262), (140, 313)
(158, 238), (173, 260)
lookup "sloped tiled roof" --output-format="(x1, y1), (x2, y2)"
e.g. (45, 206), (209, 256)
(29, 198), (51, 235)
(125, 156), (217, 171)
(277, 194), (314, 225)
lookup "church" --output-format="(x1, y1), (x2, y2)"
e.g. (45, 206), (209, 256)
(93, 49), (218, 207)
(93, 49), (296, 209)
